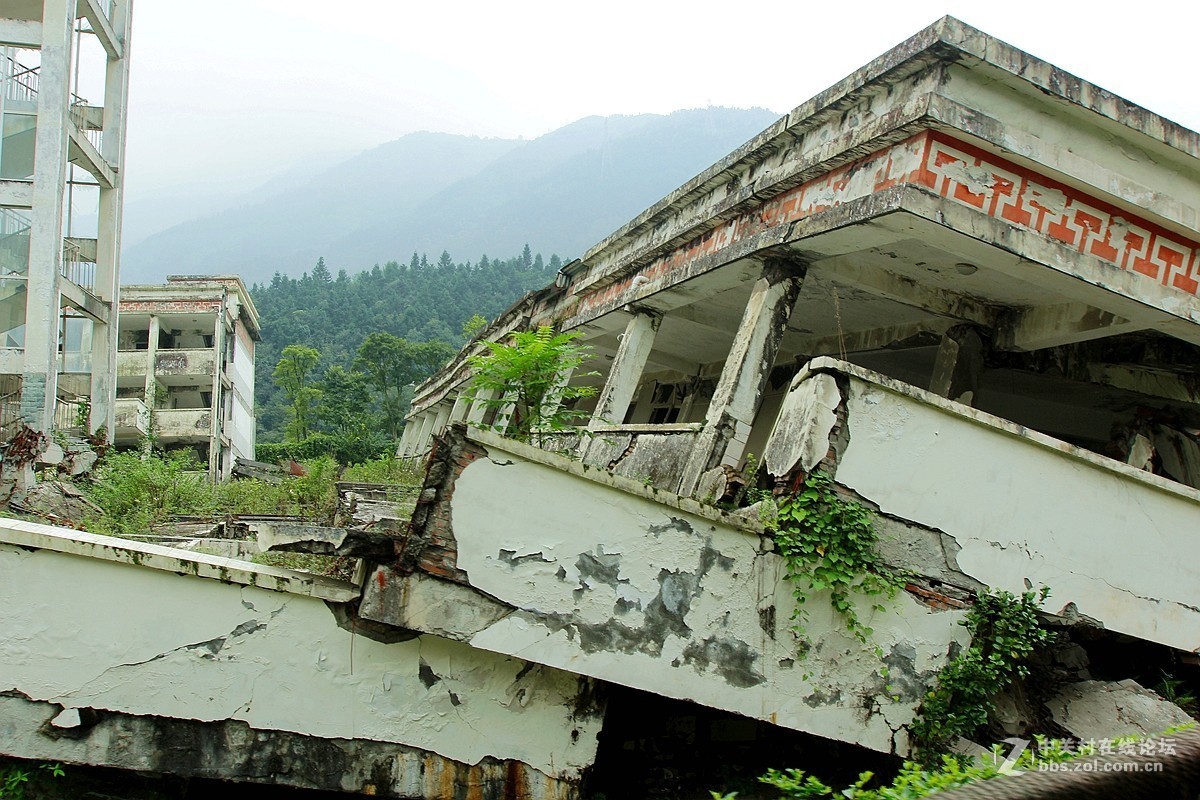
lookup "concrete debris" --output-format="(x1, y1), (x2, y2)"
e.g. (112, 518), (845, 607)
(232, 457), (285, 483)
(1045, 679), (1195, 740)
(337, 481), (413, 530)
(252, 520), (397, 558)
(40, 441), (64, 466)
(12, 480), (101, 525)
(68, 448), (98, 476)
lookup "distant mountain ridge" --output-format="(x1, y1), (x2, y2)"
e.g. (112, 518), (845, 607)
(121, 107), (780, 285)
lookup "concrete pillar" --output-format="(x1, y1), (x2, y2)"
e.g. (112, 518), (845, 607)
(89, 0), (132, 442)
(929, 325), (985, 406)
(396, 419), (418, 458)
(412, 412), (435, 459)
(143, 314), (159, 407)
(465, 388), (496, 426)
(538, 365), (576, 429)
(431, 404), (452, 440)
(448, 391), (471, 423)
(588, 309), (660, 429)
(679, 258), (806, 497)
(491, 391), (517, 434)
(19, 0), (73, 432)
(208, 305), (227, 478)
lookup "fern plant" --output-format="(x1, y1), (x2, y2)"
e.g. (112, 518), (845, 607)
(465, 325), (596, 444)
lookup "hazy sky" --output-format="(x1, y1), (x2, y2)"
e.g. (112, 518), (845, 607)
(123, 0), (1200, 204)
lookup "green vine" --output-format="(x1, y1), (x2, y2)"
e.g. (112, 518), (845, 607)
(769, 472), (901, 644)
(909, 586), (1052, 762)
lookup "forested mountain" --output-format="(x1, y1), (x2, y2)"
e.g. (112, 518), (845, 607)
(122, 134), (523, 283)
(251, 249), (557, 442)
(124, 107), (779, 285)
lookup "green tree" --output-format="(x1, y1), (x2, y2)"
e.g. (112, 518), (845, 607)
(319, 365), (373, 432)
(461, 313), (489, 341)
(354, 333), (455, 438)
(466, 325), (596, 443)
(311, 256), (332, 284)
(273, 344), (321, 441)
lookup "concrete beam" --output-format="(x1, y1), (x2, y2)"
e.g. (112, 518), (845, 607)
(1085, 363), (1200, 407)
(0, 517), (359, 603)
(589, 309), (661, 428)
(67, 127), (116, 189)
(643, 350), (701, 376)
(58, 276), (110, 324)
(0, 180), (33, 207)
(821, 256), (996, 328)
(79, 0), (122, 59)
(0, 18), (41, 47)
(788, 319), (953, 357)
(995, 302), (1146, 352)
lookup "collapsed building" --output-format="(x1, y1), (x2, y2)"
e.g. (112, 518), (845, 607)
(3, 16), (1200, 800)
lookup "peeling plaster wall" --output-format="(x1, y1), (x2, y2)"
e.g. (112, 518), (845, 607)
(0, 543), (601, 781)
(424, 435), (967, 755)
(823, 366), (1200, 653)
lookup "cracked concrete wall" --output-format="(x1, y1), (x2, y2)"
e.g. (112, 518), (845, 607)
(803, 362), (1200, 654)
(0, 542), (602, 787)
(371, 430), (967, 756)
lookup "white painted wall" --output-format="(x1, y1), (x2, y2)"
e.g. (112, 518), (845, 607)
(446, 435), (965, 755)
(0, 540), (600, 778)
(834, 371), (1200, 654)
(229, 324), (256, 459)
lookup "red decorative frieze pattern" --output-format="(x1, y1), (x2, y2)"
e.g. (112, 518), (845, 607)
(920, 132), (1200, 296)
(569, 130), (1200, 323)
(119, 301), (222, 314)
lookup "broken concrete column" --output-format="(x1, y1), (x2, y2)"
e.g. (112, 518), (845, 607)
(929, 324), (985, 405)
(679, 258), (806, 497)
(589, 308), (661, 429)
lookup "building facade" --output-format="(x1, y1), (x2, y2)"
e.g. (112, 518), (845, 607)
(115, 276), (260, 478)
(390, 14), (1200, 766)
(0, 0), (131, 440)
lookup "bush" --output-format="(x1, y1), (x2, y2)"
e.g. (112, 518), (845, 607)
(255, 432), (393, 467)
(85, 450), (215, 535)
(83, 451), (345, 533)
(343, 454), (423, 485)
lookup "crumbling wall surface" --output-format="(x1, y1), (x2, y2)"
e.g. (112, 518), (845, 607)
(0, 694), (576, 800)
(369, 428), (967, 756)
(0, 540), (601, 792)
(817, 362), (1200, 653)
(579, 424), (701, 492)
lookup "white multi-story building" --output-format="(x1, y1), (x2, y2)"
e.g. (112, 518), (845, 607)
(115, 276), (260, 478)
(0, 1), (132, 439)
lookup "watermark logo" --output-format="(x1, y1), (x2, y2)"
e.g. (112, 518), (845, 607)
(996, 737), (1030, 775)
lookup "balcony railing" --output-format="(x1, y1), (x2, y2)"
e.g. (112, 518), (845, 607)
(61, 239), (96, 294)
(68, 100), (104, 153)
(53, 394), (87, 431)
(1, 55), (38, 104)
